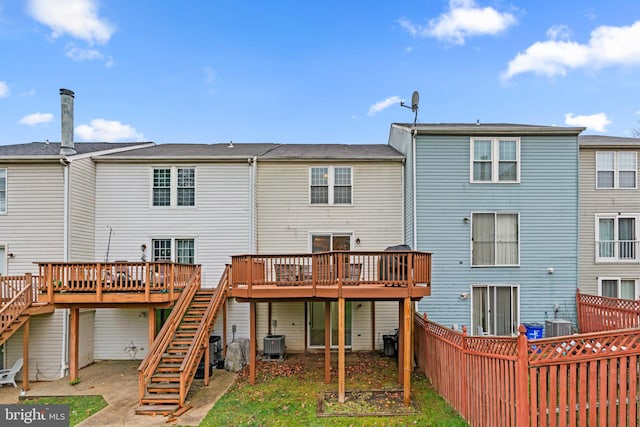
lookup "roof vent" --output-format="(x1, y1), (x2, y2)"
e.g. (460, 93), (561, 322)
(227, 141), (234, 148)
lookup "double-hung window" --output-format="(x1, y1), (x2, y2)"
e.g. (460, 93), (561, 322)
(471, 138), (520, 183)
(599, 278), (639, 300)
(472, 213), (519, 266)
(596, 214), (638, 262)
(310, 166), (352, 205)
(596, 152), (637, 189)
(0, 169), (6, 214)
(152, 167), (195, 207)
(152, 238), (195, 264)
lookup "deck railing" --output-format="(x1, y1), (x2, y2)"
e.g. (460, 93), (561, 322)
(0, 274), (35, 335)
(37, 262), (198, 303)
(230, 250), (431, 294)
(415, 314), (640, 427)
(577, 289), (640, 333)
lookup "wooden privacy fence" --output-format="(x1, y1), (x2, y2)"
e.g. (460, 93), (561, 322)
(414, 314), (640, 427)
(577, 289), (640, 333)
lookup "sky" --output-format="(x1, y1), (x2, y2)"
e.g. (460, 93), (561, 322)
(1, 0), (640, 145)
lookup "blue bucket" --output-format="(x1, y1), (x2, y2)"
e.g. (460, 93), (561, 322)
(524, 323), (544, 340)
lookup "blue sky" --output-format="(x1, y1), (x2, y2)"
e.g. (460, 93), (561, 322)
(1, 0), (640, 145)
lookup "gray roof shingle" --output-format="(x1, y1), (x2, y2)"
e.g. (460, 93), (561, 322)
(393, 123), (585, 135)
(0, 142), (151, 158)
(579, 135), (640, 147)
(259, 144), (403, 160)
(94, 143), (279, 161)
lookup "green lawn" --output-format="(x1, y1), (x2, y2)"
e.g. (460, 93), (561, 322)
(202, 353), (467, 426)
(23, 395), (107, 426)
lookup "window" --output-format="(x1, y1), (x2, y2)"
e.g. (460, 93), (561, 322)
(471, 138), (520, 183)
(472, 285), (519, 336)
(151, 238), (195, 264)
(310, 166), (352, 205)
(596, 214), (638, 262)
(596, 152), (636, 189)
(0, 169), (6, 213)
(472, 213), (519, 266)
(152, 167), (195, 207)
(599, 278), (639, 300)
(311, 234), (351, 252)
(0, 246), (5, 275)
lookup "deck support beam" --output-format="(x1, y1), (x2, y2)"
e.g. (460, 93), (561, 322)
(403, 297), (412, 406)
(22, 319), (29, 391)
(147, 308), (156, 350)
(338, 297), (345, 403)
(249, 301), (256, 385)
(398, 300), (404, 385)
(324, 301), (331, 384)
(222, 298), (227, 358)
(69, 307), (79, 381)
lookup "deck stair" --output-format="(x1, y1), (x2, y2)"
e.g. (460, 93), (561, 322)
(0, 276), (36, 346)
(136, 265), (229, 416)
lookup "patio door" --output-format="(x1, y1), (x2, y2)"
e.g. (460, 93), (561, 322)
(472, 284), (519, 336)
(308, 301), (352, 348)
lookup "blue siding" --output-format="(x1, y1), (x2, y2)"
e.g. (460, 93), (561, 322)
(388, 126), (414, 248)
(414, 135), (579, 331)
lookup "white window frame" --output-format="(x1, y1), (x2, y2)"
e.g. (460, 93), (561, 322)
(471, 212), (520, 267)
(470, 137), (520, 183)
(151, 166), (196, 208)
(309, 232), (353, 253)
(0, 168), (6, 214)
(0, 245), (6, 275)
(596, 151), (637, 189)
(150, 238), (196, 264)
(595, 214), (639, 263)
(598, 277), (640, 300)
(309, 166), (353, 206)
(470, 284), (520, 337)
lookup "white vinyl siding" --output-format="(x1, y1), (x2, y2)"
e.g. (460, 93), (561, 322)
(596, 151), (637, 189)
(471, 138), (520, 183)
(374, 301), (398, 351)
(309, 166), (352, 205)
(471, 212), (519, 266)
(69, 158), (96, 261)
(96, 162), (251, 286)
(0, 163), (64, 275)
(93, 309), (149, 360)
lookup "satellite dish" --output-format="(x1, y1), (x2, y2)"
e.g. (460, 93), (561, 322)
(400, 90), (420, 124)
(411, 91), (419, 113)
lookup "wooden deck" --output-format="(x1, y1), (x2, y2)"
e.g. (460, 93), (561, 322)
(229, 251), (431, 301)
(36, 262), (198, 306)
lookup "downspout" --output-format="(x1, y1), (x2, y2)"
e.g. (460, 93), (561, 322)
(412, 128), (418, 250)
(59, 157), (70, 378)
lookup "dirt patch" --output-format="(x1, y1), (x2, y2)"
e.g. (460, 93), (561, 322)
(317, 389), (420, 417)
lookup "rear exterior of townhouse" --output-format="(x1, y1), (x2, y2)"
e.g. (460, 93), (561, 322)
(389, 123), (584, 336)
(0, 140), (153, 380)
(253, 144), (406, 352)
(578, 135), (640, 300)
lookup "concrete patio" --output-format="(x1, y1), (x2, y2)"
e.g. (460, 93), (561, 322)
(0, 360), (236, 426)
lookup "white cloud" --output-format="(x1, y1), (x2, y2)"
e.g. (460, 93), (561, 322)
(75, 119), (144, 142)
(399, 0), (516, 45)
(546, 25), (572, 41)
(0, 81), (10, 98)
(27, 0), (115, 44)
(564, 112), (611, 132)
(368, 96), (401, 116)
(19, 112), (54, 126)
(64, 43), (113, 65)
(20, 89), (37, 97)
(503, 20), (640, 80)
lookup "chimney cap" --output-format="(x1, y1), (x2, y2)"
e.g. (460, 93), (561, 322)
(60, 88), (74, 97)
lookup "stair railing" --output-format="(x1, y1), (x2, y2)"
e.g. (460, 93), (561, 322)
(178, 265), (229, 406)
(0, 275), (34, 338)
(137, 265), (201, 404)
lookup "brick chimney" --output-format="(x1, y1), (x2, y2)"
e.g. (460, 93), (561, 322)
(60, 88), (76, 156)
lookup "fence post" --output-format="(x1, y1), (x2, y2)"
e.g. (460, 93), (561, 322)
(575, 288), (582, 332)
(461, 325), (468, 421)
(515, 324), (530, 427)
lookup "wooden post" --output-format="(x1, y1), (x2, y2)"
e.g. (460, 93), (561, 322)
(515, 324), (530, 425)
(338, 297), (345, 403)
(169, 263), (175, 301)
(461, 325), (468, 420)
(96, 264), (102, 302)
(324, 301), (331, 384)
(398, 299), (404, 385)
(22, 319), (30, 391)
(249, 301), (256, 385)
(204, 338), (210, 386)
(403, 297), (411, 406)
(222, 299), (227, 357)
(148, 308), (156, 349)
(47, 264), (53, 304)
(371, 301), (376, 351)
(69, 307), (79, 381)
